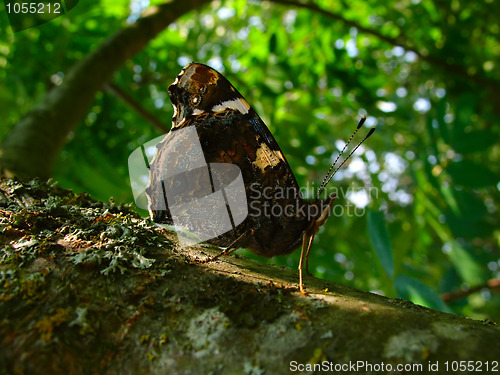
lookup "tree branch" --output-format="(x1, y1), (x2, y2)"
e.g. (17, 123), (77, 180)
(1, 178), (499, 373)
(268, 0), (500, 92)
(0, 0), (211, 179)
(442, 279), (500, 302)
(104, 82), (169, 133)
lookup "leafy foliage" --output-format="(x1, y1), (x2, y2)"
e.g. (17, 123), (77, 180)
(1, 0), (499, 320)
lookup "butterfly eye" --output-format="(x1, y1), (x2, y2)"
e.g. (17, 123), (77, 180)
(191, 95), (201, 106)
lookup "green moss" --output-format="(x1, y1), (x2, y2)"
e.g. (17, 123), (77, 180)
(0, 270), (47, 304)
(35, 307), (71, 342)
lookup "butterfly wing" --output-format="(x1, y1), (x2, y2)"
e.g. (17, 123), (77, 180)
(146, 63), (314, 255)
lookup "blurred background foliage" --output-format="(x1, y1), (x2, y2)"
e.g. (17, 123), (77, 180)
(1, 0), (499, 320)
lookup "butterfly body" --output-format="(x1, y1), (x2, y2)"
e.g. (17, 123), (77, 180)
(146, 63), (359, 294)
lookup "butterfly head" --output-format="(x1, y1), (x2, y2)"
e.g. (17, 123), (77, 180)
(309, 193), (337, 236)
(168, 63), (251, 127)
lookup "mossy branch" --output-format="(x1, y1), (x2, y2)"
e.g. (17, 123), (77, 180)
(0, 178), (499, 374)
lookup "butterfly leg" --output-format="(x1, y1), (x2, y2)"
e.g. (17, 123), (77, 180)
(299, 232), (315, 295)
(197, 246), (238, 263)
(197, 230), (253, 264)
(304, 234), (315, 276)
(304, 193), (337, 276)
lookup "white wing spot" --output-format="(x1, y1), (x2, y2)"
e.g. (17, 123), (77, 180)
(192, 109), (205, 115)
(212, 98), (250, 115)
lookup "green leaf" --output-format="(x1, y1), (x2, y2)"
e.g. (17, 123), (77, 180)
(454, 93), (477, 133)
(269, 33), (277, 54)
(395, 275), (452, 313)
(451, 130), (496, 153)
(446, 160), (497, 188)
(454, 190), (488, 219)
(446, 242), (485, 285)
(367, 210), (394, 278)
(446, 215), (492, 239)
(436, 98), (450, 144)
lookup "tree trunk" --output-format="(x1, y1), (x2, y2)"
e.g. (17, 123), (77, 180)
(0, 0), (211, 179)
(1, 178), (499, 374)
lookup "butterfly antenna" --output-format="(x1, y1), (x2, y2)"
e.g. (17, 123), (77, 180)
(316, 116), (375, 199)
(316, 116), (366, 198)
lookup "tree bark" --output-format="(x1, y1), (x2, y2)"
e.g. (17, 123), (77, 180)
(0, 0), (211, 179)
(1, 178), (499, 374)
